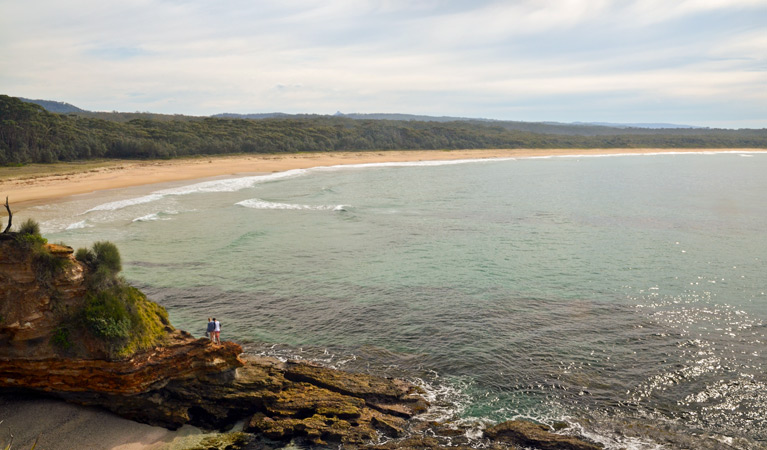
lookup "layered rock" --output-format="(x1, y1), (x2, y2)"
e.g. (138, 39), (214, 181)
(0, 239), (87, 358)
(0, 331), (243, 395)
(0, 234), (604, 449)
(0, 337), (427, 445)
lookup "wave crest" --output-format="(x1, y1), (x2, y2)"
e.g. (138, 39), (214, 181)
(236, 198), (347, 211)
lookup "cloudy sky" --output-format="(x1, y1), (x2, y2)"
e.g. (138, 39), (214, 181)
(1, 0), (765, 128)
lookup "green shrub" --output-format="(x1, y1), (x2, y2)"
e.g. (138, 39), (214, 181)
(83, 284), (172, 358)
(35, 249), (71, 276)
(75, 247), (92, 264)
(18, 218), (41, 236)
(13, 228), (71, 284)
(77, 241), (123, 290)
(92, 241), (122, 275)
(76, 241), (123, 291)
(76, 241), (121, 274)
(84, 289), (131, 341)
(51, 327), (72, 351)
(15, 233), (47, 247)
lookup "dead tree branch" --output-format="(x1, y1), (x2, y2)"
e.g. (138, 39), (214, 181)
(3, 196), (11, 233)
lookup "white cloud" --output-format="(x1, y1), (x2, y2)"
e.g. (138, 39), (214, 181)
(0, 0), (765, 126)
(623, 0), (766, 25)
(709, 31), (767, 62)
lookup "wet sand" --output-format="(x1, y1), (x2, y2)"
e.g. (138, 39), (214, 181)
(2, 148), (759, 207)
(0, 394), (230, 450)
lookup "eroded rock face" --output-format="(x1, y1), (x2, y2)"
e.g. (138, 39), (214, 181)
(0, 332), (243, 395)
(0, 240), (87, 358)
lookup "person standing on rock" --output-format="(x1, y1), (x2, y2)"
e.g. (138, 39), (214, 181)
(213, 317), (221, 344)
(206, 318), (215, 342)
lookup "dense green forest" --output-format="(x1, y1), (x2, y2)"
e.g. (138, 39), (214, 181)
(1, 95), (764, 164)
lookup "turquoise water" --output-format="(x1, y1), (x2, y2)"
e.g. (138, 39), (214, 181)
(33, 152), (767, 449)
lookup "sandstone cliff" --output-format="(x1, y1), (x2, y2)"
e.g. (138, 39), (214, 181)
(0, 233), (602, 449)
(0, 239), (88, 358)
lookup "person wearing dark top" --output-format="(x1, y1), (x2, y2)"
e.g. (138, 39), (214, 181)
(206, 317), (215, 342)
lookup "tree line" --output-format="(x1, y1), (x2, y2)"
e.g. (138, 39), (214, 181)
(1, 95), (765, 165)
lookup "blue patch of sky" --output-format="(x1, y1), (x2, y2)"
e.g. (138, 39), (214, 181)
(87, 46), (148, 60)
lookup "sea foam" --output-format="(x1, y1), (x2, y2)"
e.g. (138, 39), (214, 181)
(84, 194), (164, 213)
(65, 220), (91, 230)
(132, 213), (161, 222)
(236, 198), (346, 211)
(132, 210), (180, 222)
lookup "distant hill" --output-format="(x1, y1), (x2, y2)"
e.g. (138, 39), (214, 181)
(213, 112), (292, 119)
(211, 111), (484, 122)
(218, 111), (704, 133)
(334, 112), (493, 123)
(571, 121), (705, 129)
(17, 97), (704, 130)
(19, 97), (87, 114)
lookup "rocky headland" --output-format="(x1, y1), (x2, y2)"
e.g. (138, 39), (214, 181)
(0, 227), (602, 449)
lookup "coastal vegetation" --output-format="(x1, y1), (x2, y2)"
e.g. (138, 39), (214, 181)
(1, 95), (765, 165)
(74, 240), (172, 357)
(11, 219), (71, 286)
(0, 211), (171, 358)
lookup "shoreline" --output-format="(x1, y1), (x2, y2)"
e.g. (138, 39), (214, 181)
(3, 148), (763, 450)
(2, 148), (764, 207)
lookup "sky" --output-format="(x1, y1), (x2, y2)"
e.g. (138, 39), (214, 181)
(1, 0), (765, 128)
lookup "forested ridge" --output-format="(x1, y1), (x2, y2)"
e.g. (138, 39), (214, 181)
(1, 95), (765, 164)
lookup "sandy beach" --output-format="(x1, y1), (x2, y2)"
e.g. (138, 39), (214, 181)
(2, 148), (761, 207)
(0, 394), (240, 450)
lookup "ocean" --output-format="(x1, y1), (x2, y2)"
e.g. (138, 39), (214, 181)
(30, 152), (767, 449)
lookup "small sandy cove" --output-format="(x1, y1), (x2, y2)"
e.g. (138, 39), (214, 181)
(1, 148), (762, 207)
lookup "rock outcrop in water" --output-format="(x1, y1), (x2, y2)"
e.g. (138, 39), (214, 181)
(0, 232), (603, 449)
(0, 235), (427, 445)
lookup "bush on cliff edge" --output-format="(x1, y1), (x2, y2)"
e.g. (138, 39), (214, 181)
(13, 218), (72, 284)
(76, 241), (172, 358)
(82, 284), (171, 358)
(76, 240), (122, 291)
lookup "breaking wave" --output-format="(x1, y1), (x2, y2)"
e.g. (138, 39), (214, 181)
(64, 220), (92, 230)
(84, 194), (164, 213)
(236, 198), (347, 211)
